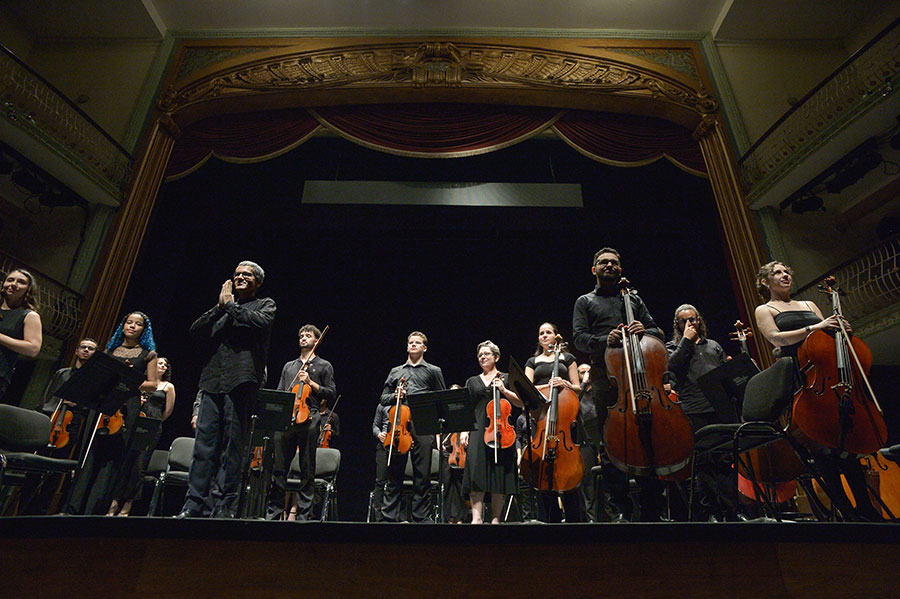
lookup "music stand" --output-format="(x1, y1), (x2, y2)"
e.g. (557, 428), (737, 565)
(407, 387), (475, 522)
(698, 354), (759, 424)
(240, 389), (294, 519)
(508, 356), (547, 523)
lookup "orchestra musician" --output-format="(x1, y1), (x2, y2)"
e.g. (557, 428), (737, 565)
(459, 341), (522, 524)
(379, 331), (446, 522)
(65, 311), (159, 515)
(370, 402), (390, 521)
(572, 247), (666, 521)
(665, 304), (737, 521)
(524, 323), (585, 522)
(318, 397), (340, 448)
(440, 385), (468, 524)
(575, 362), (602, 521)
(177, 261), (275, 519)
(41, 338), (98, 458)
(266, 324), (336, 521)
(0, 268), (43, 403)
(754, 260), (883, 521)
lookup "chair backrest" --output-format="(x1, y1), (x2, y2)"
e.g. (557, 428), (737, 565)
(146, 449), (169, 476)
(0, 405), (51, 452)
(167, 437), (195, 471)
(315, 447), (340, 479)
(742, 358), (795, 423)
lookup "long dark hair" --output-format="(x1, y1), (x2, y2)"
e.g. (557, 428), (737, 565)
(534, 322), (560, 356)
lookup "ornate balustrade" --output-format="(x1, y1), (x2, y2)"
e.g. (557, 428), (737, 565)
(0, 252), (83, 342)
(0, 45), (132, 201)
(739, 18), (900, 201)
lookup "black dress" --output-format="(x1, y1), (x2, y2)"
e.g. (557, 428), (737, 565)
(0, 306), (30, 402)
(461, 373), (518, 495)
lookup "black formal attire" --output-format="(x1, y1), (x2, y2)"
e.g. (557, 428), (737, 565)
(441, 431), (467, 523)
(525, 353), (586, 523)
(379, 360), (446, 522)
(461, 373), (518, 498)
(319, 409), (340, 447)
(40, 366), (89, 461)
(666, 335), (737, 520)
(768, 305), (882, 522)
(371, 403), (390, 521)
(65, 347), (154, 515)
(573, 284), (665, 521)
(0, 306), (31, 403)
(266, 355), (336, 521)
(182, 296), (275, 517)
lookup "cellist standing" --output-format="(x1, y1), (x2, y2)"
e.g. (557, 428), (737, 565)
(573, 247), (667, 522)
(379, 331), (446, 522)
(266, 324), (336, 521)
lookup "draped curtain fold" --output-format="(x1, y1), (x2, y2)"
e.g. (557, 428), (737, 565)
(165, 104), (706, 180)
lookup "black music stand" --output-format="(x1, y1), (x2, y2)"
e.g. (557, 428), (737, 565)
(240, 389), (294, 519)
(508, 356), (548, 523)
(407, 387), (475, 523)
(698, 353), (759, 424)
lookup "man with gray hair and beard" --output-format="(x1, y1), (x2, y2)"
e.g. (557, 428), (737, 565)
(178, 261), (276, 519)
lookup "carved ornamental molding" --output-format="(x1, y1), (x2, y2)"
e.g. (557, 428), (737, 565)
(158, 41), (717, 126)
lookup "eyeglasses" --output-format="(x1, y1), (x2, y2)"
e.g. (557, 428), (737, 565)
(678, 317), (698, 324)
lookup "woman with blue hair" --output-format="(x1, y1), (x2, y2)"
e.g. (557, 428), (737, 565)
(65, 311), (159, 515)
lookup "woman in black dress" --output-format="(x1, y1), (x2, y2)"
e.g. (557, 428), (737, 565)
(0, 268), (42, 402)
(754, 260), (882, 521)
(460, 340), (522, 524)
(524, 322), (584, 522)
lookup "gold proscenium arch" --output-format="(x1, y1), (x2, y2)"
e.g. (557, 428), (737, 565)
(80, 37), (769, 361)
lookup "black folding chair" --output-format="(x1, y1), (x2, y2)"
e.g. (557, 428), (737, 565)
(147, 437), (194, 516)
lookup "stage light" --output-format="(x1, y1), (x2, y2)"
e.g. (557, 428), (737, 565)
(791, 194), (824, 214)
(825, 149), (882, 194)
(10, 168), (44, 194)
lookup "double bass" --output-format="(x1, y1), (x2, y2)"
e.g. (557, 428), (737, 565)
(520, 337), (584, 491)
(290, 325), (330, 425)
(603, 279), (694, 476)
(792, 277), (887, 455)
(483, 372), (515, 464)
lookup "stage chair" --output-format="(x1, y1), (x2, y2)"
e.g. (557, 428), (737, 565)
(689, 358), (809, 521)
(137, 449), (169, 515)
(286, 447), (341, 522)
(147, 437), (194, 516)
(0, 405), (77, 516)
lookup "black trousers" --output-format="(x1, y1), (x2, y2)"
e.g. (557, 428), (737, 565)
(182, 383), (255, 516)
(383, 434), (434, 522)
(371, 442), (389, 521)
(267, 412), (320, 520)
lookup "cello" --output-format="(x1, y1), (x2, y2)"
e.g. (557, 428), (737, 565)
(384, 378), (412, 467)
(603, 279), (694, 476)
(290, 325), (330, 425)
(520, 337), (584, 491)
(483, 372), (515, 464)
(792, 276), (887, 455)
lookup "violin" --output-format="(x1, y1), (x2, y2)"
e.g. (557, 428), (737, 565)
(448, 433), (466, 469)
(792, 276), (887, 455)
(49, 402), (74, 449)
(291, 325), (330, 425)
(603, 279), (694, 476)
(483, 372), (515, 463)
(318, 394), (342, 448)
(96, 409), (124, 436)
(385, 377), (412, 466)
(520, 337), (584, 492)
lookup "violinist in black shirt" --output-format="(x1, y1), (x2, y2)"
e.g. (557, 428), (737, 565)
(178, 261), (275, 519)
(379, 331), (446, 522)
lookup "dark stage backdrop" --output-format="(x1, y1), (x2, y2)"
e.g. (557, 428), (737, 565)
(121, 136), (738, 520)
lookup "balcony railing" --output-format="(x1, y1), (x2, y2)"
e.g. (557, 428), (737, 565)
(794, 233), (900, 335)
(0, 44), (132, 201)
(739, 18), (900, 198)
(0, 252), (83, 342)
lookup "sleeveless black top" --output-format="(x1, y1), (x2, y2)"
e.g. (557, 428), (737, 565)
(0, 306), (31, 385)
(771, 308), (820, 360)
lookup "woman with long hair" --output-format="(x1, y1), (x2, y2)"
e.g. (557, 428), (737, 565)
(0, 268), (42, 402)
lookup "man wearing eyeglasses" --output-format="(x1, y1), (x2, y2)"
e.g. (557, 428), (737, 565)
(666, 304), (735, 521)
(572, 247), (664, 522)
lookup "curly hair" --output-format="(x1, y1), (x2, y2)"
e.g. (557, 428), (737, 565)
(157, 356), (173, 382)
(106, 311), (157, 352)
(756, 261), (793, 299)
(3, 269), (39, 311)
(671, 304), (709, 343)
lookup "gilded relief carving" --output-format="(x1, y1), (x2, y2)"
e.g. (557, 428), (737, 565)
(159, 41), (716, 118)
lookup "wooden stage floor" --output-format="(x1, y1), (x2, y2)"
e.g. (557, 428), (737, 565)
(2, 517), (898, 598)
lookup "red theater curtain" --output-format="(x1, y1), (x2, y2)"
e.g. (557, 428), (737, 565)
(164, 104), (706, 179)
(165, 108), (321, 180)
(553, 110), (707, 176)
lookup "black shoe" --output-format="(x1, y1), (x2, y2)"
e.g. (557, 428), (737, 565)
(211, 507), (237, 519)
(174, 509), (199, 519)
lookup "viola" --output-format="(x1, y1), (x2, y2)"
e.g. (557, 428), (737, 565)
(318, 394), (342, 448)
(385, 377), (412, 466)
(483, 372), (515, 463)
(96, 409), (124, 436)
(520, 337), (584, 492)
(49, 402), (74, 449)
(291, 325), (330, 425)
(792, 276), (887, 455)
(448, 433), (466, 469)
(603, 279), (694, 476)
